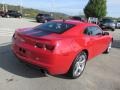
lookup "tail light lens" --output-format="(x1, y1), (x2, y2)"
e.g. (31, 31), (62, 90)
(45, 44), (55, 51)
(35, 43), (55, 51)
(35, 43), (44, 48)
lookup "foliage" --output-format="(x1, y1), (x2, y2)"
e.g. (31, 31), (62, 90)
(0, 4), (69, 19)
(84, 0), (107, 19)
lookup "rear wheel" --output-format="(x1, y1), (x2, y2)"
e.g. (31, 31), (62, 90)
(67, 52), (87, 79)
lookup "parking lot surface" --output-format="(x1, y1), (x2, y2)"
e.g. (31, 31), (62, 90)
(0, 18), (120, 90)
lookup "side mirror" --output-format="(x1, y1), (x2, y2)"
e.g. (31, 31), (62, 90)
(102, 32), (109, 35)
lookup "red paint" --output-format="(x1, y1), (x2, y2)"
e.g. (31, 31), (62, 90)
(11, 20), (113, 75)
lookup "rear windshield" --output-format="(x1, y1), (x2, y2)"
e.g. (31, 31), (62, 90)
(38, 14), (50, 17)
(72, 17), (81, 20)
(33, 21), (75, 34)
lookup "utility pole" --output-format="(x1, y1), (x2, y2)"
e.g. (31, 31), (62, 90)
(2, 4), (5, 11)
(5, 4), (8, 12)
(2, 0), (5, 11)
(20, 0), (23, 14)
(51, 0), (55, 16)
(2, 0), (8, 12)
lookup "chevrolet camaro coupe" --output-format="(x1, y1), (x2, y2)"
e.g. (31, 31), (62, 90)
(12, 20), (113, 79)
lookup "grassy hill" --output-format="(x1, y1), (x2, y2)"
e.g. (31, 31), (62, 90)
(0, 4), (69, 19)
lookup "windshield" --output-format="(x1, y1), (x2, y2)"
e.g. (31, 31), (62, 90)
(102, 19), (114, 23)
(33, 21), (75, 34)
(72, 17), (81, 20)
(38, 14), (50, 17)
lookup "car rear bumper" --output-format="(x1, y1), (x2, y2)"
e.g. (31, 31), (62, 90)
(11, 42), (74, 75)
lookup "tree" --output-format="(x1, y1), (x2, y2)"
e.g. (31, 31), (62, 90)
(84, 0), (107, 19)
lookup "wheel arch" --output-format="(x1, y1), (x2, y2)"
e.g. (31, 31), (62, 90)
(67, 49), (89, 78)
(71, 49), (89, 67)
(81, 49), (89, 60)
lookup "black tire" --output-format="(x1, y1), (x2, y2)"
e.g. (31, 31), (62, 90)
(36, 20), (40, 23)
(1, 16), (4, 18)
(104, 41), (112, 54)
(67, 51), (87, 79)
(111, 28), (115, 31)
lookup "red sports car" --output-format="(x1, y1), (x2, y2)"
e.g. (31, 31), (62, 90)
(12, 20), (113, 78)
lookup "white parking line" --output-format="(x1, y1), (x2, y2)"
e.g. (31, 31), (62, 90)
(0, 31), (14, 36)
(0, 42), (11, 47)
(0, 28), (15, 36)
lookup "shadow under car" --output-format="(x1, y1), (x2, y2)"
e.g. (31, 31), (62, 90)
(0, 43), (46, 78)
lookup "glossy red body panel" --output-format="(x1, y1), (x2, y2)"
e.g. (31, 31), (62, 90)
(12, 20), (113, 75)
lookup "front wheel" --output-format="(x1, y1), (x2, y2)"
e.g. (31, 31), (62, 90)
(67, 52), (87, 79)
(111, 28), (115, 31)
(104, 42), (112, 54)
(36, 20), (40, 23)
(6, 15), (10, 18)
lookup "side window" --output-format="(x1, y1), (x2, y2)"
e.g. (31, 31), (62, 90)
(92, 26), (103, 35)
(84, 27), (93, 35)
(84, 26), (102, 36)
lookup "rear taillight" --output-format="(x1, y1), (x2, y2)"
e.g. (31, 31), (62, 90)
(35, 43), (44, 48)
(45, 44), (54, 51)
(35, 43), (55, 51)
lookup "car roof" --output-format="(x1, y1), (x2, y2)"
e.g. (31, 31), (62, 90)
(52, 20), (97, 26)
(38, 13), (50, 15)
(72, 16), (81, 18)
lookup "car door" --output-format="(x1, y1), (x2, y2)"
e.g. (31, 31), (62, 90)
(91, 26), (108, 55)
(8, 11), (13, 16)
(84, 26), (105, 57)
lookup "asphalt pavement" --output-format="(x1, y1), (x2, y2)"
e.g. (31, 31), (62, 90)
(0, 18), (120, 90)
